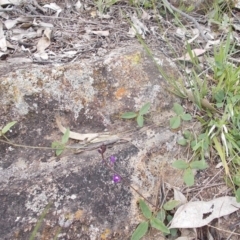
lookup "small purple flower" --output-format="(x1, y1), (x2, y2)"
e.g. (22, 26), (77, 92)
(113, 174), (121, 183)
(110, 155), (117, 164)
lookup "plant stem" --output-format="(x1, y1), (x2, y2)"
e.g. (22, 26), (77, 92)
(101, 152), (157, 208)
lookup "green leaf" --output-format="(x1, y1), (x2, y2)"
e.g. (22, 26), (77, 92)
(51, 142), (64, 156)
(150, 218), (170, 234)
(169, 116), (181, 129)
(156, 209), (166, 222)
(1, 121), (17, 134)
(190, 160), (208, 170)
(166, 214), (173, 222)
(121, 112), (138, 119)
(181, 113), (192, 121)
(170, 228), (178, 237)
(233, 174), (240, 187)
(173, 103), (184, 115)
(183, 130), (192, 139)
(236, 188), (240, 203)
(163, 200), (180, 211)
(61, 128), (70, 144)
(177, 138), (187, 146)
(139, 102), (151, 115)
(139, 199), (152, 219)
(51, 141), (61, 149)
(131, 222), (149, 240)
(137, 115), (144, 127)
(56, 148), (64, 156)
(172, 160), (188, 169)
(183, 168), (194, 186)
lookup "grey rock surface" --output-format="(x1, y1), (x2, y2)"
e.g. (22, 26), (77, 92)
(0, 44), (181, 239)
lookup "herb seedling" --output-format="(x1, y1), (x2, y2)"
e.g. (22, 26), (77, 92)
(0, 121), (17, 137)
(121, 102), (151, 127)
(172, 159), (208, 186)
(170, 103), (192, 129)
(51, 128), (70, 156)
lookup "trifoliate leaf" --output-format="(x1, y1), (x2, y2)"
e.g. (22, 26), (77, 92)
(131, 222), (149, 240)
(121, 112), (138, 119)
(163, 200), (180, 211)
(170, 116), (181, 129)
(139, 102), (150, 115)
(150, 218), (170, 234)
(139, 199), (152, 219)
(177, 138), (187, 146)
(173, 103), (184, 115)
(172, 160), (188, 169)
(156, 209), (166, 222)
(190, 160), (208, 170)
(183, 130), (192, 139)
(183, 168), (194, 186)
(137, 114), (144, 127)
(181, 113), (192, 121)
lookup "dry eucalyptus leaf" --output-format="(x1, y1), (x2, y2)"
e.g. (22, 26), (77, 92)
(91, 30), (109, 37)
(174, 188), (187, 206)
(11, 31), (38, 41)
(43, 3), (62, 16)
(141, 9), (151, 20)
(128, 15), (149, 39)
(0, 20), (7, 51)
(75, 0), (82, 11)
(4, 19), (18, 29)
(0, 0), (22, 5)
(6, 40), (15, 49)
(33, 19), (53, 28)
(174, 49), (206, 62)
(170, 196), (240, 229)
(36, 28), (52, 53)
(7, 57), (32, 63)
(204, 39), (220, 50)
(56, 116), (121, 143)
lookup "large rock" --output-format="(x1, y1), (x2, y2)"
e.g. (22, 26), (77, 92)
(0, 44), (182, 239)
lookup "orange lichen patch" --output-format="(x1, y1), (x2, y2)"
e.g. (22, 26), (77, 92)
(74, 209), (84, 220)
(115, 87), (127, 99)
(100, 228), (111, 239)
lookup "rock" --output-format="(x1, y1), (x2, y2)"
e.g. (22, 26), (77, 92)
(0, 43), (182, 239)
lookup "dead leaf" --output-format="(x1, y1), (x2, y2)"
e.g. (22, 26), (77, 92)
(170, 196), (240, 229)
(128, 15), (149, 39)
(141, 9), (151, 20)
(0, 20), (7, 51)
(174, 188), (187, 206)
(0, 0), (22, 5)
(91, 30), (109, 37)
(56, 116), (121, 143)
(4, 19), (18, 29)
(33, 19), (53, 28)
(75, 0), (83, 11)
(36, 28), (52, 53)
(43, 3), (62, 17)
(174, 49), (206, 62)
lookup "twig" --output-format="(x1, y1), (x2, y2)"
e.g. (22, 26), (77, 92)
(165, 0), (208, 42)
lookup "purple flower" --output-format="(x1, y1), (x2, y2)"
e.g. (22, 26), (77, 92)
(113, 174), (121, 183)
(110, 155), (117, 164)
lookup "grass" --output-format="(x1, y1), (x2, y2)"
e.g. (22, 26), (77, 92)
(121, 0), (240, 238)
